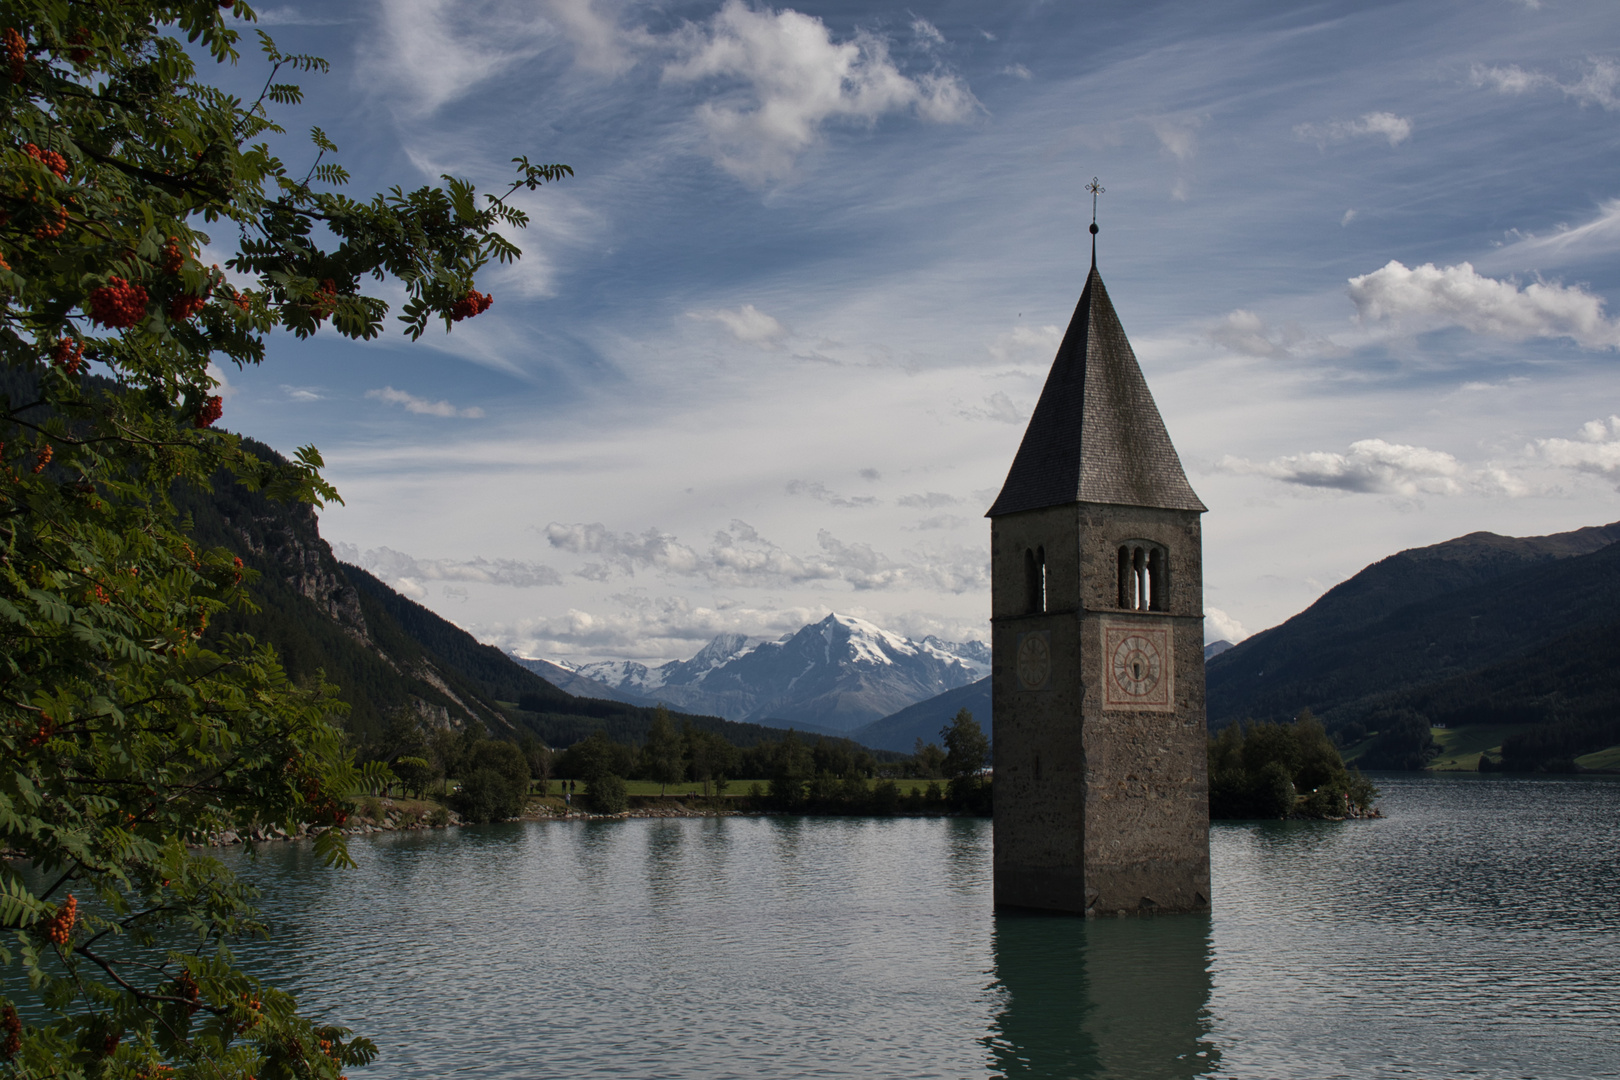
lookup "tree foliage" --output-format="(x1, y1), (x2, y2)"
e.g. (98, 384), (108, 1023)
(0, 2), (567, 1074)
(1208, 713), (1377, 820)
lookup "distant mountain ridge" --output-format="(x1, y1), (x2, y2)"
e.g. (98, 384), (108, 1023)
(540, 615), (990, 733)
(1206, 520), (1620, 769)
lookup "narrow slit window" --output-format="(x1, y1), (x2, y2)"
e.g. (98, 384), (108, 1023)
(1038, 546), (1047, 613)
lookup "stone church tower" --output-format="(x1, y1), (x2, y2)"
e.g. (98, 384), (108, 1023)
(987, 252), (1210, 915)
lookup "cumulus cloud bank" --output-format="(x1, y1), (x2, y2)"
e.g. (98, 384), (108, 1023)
(664, 0), (978, 183)
(543, 518), (987, 594)
(1220, 439), (1468, 496)
(1536, 416), (1620, 489)
(367, 386), (487, 418)
(1346, 260), (1620, 349)
(334, 543), (564, 590)
(1295, 111), (1412, 147)
(1204, 607), (1248, 645)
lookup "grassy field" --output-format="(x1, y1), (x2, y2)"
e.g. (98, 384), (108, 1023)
(1574, 745), (1620, 772)
(1427, 724), (1533, 771)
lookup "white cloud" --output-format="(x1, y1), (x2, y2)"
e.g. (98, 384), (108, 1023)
(664, 0), (979, 184)
(1151, 116), (1200, 161)
(1207, 310), (1340, 360)
(987, 323), (1062, 365)
(958, 391), (1026, 424)
(896, 492), (959, 509)
(1295, 111), (1412, 147)
(785, 480), (878, 508)
(1346, 260), (1620, 349)
(1470, 62), (1547, 95)
(334, 543), (564, 588)
(1209, 309), (1288, 359)
(362, 0), (551, 117)
(1496, 199), (1620, 268)
(1219, 439), (1468, 496)
(282, 385), (323, 401)
(910, 18), (945, 48)
(1204, 607), (1248, 645)
(543, 523), (702, 576)
(366, 386), (487, 418)
(1469, 58), (1620, 110)
(1565, 57), (1620, 109)
(1535, 416), (1620, 488)
(540, 518), (986, 594)
(694, 303), (786, 346)
(1218, 439), (1536, 499)
(478, 597), (827, 661)
(541, 0), (644, 75)
(1340, 208), (1357, 227)
(1001, 63), (1032, 80)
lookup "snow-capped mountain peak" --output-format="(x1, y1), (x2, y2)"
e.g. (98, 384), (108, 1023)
(551, 613), (988, 733)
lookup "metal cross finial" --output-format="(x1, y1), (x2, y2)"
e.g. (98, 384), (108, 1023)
(1086, 177), (1104, 265)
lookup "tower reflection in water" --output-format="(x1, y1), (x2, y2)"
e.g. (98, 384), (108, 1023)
(986, 912), (1219, 1079)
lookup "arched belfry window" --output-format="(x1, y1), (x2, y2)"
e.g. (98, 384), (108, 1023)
(1025, 546), (1047, 614)
(1117, 542), (1167, 612)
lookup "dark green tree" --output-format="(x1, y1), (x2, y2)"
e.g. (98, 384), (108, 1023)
(0, 2), (568, 1073)
(643, 704), (683, 796)
(450, 740), (530, 823)
(912, 737), (947, 780)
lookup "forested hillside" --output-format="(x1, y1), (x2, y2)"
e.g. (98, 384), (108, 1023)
(1206, 523), (1620, 771)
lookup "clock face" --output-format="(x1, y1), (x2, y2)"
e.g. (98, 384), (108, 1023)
(1016, 632), (1051, 691)
(1101, 623), (1173, 710)
(1109, 634), (1163, 698)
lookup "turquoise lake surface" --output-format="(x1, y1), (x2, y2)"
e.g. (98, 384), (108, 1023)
(224, 773), (1620, 1079)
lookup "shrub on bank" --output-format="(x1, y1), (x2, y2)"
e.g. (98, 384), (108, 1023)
(589, 774), (630, 814)
(1210, 713), (1377, 819)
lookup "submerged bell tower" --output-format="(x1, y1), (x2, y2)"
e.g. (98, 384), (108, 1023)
(987, 198), (1210, 915)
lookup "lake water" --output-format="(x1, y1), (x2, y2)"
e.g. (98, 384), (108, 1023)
(226, 773), (1620, 1079)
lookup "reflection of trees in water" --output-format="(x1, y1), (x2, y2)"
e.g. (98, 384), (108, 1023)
(986, 913), (1219, 1079)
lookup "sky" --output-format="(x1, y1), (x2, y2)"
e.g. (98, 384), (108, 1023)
(212, 0), (1620, 664)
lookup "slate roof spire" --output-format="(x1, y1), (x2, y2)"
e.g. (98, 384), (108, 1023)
(986, 261), (1207, 517)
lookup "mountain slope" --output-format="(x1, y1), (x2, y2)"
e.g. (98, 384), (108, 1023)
(851, 677), (992, 754)
(1206, 522), (1620, 767)
(509, 656), (655, 706)
(569, 615), (989, 732)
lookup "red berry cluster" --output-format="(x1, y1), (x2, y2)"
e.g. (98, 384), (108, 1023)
(45, 895), (76, 945)
(310, 278), (338, 322)
(53, 336), (83, 374)
(89, 277), (148, 328)
(174, 971), (200, 1016)
(1, 1003), (18, 1060)
(4, 28), (25, 84)
(195, 395), (223, 429)
(450, 289), (493, 321)
(160, 236), (186, 274)
(231, 556), (245, 584)
(24, 143), (67, 179)
(31, 444), (51, 473)
(167, 293), (208, 322)
(24, 718), (53, 747)
(231, 290), (251, 312)
(34, 206), (67, 239)
(66, 27), (90, 64)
